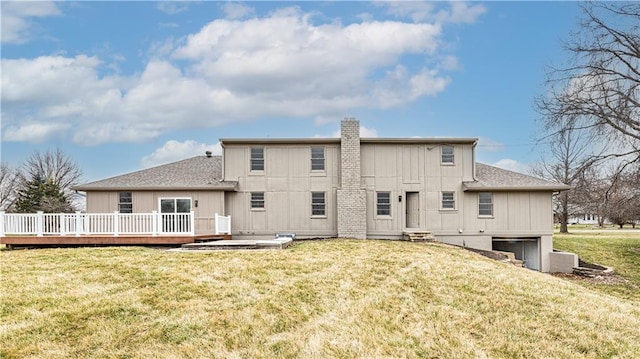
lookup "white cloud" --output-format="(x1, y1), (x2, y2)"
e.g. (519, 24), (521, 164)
(156, 2), (189, 15)
(492, 159), (530, 174)
(328, 126), (379, 138)
(2, 122), (70, 143)
(379, 1), (486, 24)
(1, 7), (478, 147)
(1, 1), (61, 43)
(222, 2), (255, 19)
(141, 140), (222, 168)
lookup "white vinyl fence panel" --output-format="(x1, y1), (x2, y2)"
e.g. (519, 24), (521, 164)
(0, 211), (200, 237)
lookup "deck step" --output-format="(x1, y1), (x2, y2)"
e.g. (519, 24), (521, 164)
(402, 231), (436, 242)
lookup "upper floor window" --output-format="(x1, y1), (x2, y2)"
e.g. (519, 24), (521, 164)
(441, 145), (454, 164)
(250, 192), (265, 209)
(311, 192), (326, 216)
(377, 192), (391, 216)
(118, 192), (132, 213)
(250, 147), (264, 171)
(311, 147), (325, 171)
(441, 191), (456, 210)
(478, 192), (493, 216)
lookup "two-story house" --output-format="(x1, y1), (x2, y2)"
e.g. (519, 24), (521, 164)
(75, 118), (570, 271)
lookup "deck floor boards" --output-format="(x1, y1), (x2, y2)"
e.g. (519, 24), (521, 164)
(0, 234), (231, 246)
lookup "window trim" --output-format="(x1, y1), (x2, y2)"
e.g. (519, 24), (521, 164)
(441, 191), (456, 210)
(478, 192), (493, 217)
(310, 147), (326, 172)
(158, 197), (192, 213)
(250, 147), (265, 172)
(118, 192), (132, 213)
(311, 191), (326, 217)
(250, 192), (265, 210)
(376, 191), (392, 217)
(441, 145), (455, 165)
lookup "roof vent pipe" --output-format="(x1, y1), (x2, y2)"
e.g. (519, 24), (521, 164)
(205, 151), (212, 158)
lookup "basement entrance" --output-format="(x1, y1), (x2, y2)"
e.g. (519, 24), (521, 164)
(492, 238), (540, 271)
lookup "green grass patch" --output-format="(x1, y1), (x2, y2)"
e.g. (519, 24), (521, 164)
(1, 240), (640, 358)
(553, 231), (640, 301)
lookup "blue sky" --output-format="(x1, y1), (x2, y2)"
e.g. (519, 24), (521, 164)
(1, 1), (581, 183)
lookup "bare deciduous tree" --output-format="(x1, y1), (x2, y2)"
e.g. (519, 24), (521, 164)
(536, 2), (640, 163)
(531, 128), (594, 232)
(19, 148), (83, 194)
(0, 162), (18, 211)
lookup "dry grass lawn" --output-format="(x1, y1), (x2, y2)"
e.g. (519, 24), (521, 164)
(553, 230), (640, 301)
(2, 240), (640, 358)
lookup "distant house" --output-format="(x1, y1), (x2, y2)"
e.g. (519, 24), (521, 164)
(74, 118), (570, 271)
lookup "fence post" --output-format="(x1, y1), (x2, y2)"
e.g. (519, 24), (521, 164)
(75, 211), (82, 236)
(189, 211), (195, 236)
(113, 211), (119, 237)
(0, 211), (5, 237)
(36, 211), (44, 237)
(214, 213), (219, 235)
(59, 213), (66, 236)
(152, 210), (158, 236)
(228, 215), (231, 235)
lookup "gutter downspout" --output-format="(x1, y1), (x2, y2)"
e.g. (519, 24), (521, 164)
(471, 139), (478, 181)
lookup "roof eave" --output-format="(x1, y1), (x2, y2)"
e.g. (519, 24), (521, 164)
(462, 184), (572, 192)
(73, 184), (238, 192)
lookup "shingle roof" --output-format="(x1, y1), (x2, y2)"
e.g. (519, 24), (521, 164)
(463, 163), (571, 192)
(73, 155), (237, 191)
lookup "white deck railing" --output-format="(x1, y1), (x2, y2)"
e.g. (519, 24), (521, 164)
(215, 213), (231, 235)
(0, 211), (199, 237)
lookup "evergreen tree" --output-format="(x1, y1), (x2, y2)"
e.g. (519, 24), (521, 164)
(14, 176), (73, 213)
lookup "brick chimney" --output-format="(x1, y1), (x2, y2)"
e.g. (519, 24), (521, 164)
(337, 118), (367, 239)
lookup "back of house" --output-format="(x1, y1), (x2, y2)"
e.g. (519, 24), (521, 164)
(75, 118), (569, 271)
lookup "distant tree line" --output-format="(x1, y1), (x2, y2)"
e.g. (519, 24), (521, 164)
(534, 2), (640, 232)
(0, 148), (83, 213)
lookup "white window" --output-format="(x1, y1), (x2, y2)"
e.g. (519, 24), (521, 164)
(311, 192), (326, 216)
(118, 192), (132, 213)
(377, 192), (391, 216)
(478, 192), (493, 216)
(311, 147), (325, 171)
(250, 192), (264, 209)
(441, 145), (454, 164)
(442, 191), (455, 210)
(250, 147), (264, 171)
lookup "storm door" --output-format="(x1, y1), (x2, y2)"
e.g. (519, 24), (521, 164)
(160, 198), (192, 233)
(406, 192), (420, 228)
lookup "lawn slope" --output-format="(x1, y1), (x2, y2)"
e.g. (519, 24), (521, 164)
(1, 240), (639, 358)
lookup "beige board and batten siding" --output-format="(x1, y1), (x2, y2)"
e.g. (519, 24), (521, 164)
(223, 142), (340, 238)
(360, 142), (475, 238)
(85, 190), (224, 234)
(461, 191), (554, 235)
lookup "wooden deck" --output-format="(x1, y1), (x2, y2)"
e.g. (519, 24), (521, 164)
(0, 234), (232, 247)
